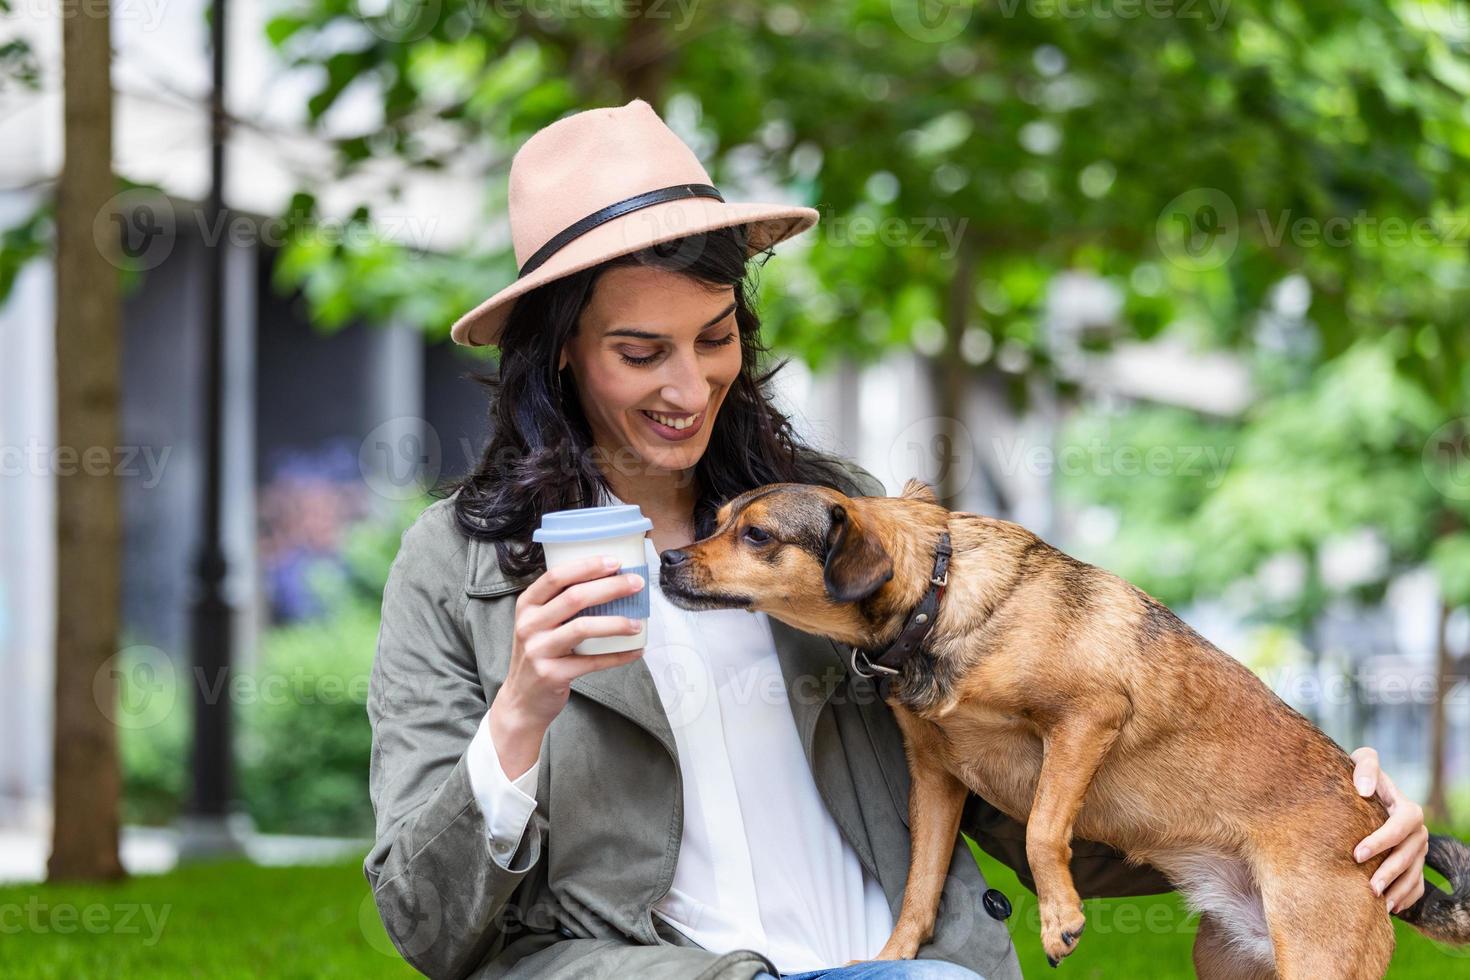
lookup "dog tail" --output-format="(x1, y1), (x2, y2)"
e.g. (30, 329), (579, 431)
(1395, 833), (1470, 944)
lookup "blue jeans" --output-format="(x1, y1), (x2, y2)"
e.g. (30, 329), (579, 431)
(755, 962), (983, 980)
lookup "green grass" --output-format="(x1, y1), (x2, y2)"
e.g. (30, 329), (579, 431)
(1, 851), (1465, 977)
(0, 857), (414, 979)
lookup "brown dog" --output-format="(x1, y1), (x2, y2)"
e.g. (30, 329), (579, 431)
(656, 478), (1470, 979)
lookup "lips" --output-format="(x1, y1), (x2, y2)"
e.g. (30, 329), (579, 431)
(640, 408), (705, 442)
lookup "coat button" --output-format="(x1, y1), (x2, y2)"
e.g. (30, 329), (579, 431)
(557, 924), (575, 939)
(982, 887), (1012, 921)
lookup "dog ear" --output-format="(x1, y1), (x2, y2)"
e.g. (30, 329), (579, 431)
(899, 478), (939, 504)
(823, 503), (894, 603)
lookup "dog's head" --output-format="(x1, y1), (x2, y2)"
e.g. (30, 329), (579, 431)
(658, 478), (944, 648)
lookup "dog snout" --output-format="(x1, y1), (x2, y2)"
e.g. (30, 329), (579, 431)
(660, 548), (691, 568)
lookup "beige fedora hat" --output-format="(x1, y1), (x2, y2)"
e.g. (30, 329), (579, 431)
(449, 98), (820, 348)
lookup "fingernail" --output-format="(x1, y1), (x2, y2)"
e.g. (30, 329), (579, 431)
(1386, 897), (1394, 913)
(1355, 846), (1368, 861)
(603, 556), (619, 569)
(1372, 878), (1383, 895)
(1355, 777), (1372, 795)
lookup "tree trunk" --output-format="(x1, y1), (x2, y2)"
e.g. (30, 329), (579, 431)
(1425, 596), (1453, 824)
(928, 229), (977, 508)
(49, 0), (124, 881)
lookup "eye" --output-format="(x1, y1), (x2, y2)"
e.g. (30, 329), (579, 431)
(743, 526), (771, 545)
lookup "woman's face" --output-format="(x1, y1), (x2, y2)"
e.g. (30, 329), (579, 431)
(559, 264), (743, 479)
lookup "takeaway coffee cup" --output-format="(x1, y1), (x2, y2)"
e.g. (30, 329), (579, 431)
(532, 504), (653, 655)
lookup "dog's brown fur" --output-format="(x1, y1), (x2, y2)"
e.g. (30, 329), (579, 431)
(657, 479), (1470, 979)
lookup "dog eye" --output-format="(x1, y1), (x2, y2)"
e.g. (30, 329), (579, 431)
(743, 526), (771, 544)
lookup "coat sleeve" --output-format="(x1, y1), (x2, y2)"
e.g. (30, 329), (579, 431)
(836, 454), (1176, 899)
(364, 505), (547, 980)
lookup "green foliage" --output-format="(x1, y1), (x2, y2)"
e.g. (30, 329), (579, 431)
(1059, 334), (1470, 622)
(121, 496), (434, 835)
(244, 1), (1470, 425)
(237, 599), (383, 836)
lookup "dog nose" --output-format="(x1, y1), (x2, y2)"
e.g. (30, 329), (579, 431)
(660, 549), (690, 567)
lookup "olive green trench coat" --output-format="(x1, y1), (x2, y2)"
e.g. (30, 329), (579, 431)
(363, 456), (1172, 980)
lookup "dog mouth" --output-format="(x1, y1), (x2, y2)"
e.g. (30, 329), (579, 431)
(659, 577), (754, 611)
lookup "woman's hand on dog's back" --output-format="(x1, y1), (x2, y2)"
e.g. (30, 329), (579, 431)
(489, 554), (647, 781)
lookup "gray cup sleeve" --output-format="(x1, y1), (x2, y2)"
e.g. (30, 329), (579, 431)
(571, 563), (650, 620)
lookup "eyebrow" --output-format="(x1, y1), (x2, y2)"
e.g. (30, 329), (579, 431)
(604, 302), (737, 341)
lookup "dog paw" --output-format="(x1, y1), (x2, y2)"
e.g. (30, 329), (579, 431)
(1040, 901), (1086, 967)
(872, 937), (920, 961)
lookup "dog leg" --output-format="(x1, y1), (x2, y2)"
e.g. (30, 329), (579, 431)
(1026, 707), (1125, 967)
(873, 703), (970, 960)
(1193, 913), (1278, 979)
(1258, 865), (1395, 980)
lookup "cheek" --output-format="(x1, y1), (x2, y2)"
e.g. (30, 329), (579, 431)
(709, 347), (743, 395)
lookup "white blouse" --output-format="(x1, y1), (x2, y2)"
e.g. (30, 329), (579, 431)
(466, 492), (894, 972)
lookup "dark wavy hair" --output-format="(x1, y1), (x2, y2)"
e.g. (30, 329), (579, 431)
(435, 223), (866, 580)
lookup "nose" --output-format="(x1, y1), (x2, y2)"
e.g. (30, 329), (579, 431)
(660, 349), (711, 410)
(660, 549), (690, 568)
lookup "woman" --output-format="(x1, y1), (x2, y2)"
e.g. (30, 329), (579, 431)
(363, 99), (1429, 980)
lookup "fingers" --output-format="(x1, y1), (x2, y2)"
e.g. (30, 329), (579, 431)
(1373, 765), (1404, 811)
(539, 571), (645, 628)
(1357, 796), (1424, 863)
(521, 554), (620, 608)
(1383, 840), (1428, 914)
(1350, 746), (1380, 797)
(560, 644), (647, 679)
(538, 614), (641, 659)
(1369, 823), (1425, 896)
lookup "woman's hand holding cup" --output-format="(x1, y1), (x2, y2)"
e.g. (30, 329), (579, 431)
(491, 554), (646, 778)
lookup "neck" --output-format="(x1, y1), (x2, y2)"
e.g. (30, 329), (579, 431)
(601, 460), (700, 542)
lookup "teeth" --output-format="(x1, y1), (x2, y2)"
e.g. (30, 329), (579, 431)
(645, 411), (697, 431)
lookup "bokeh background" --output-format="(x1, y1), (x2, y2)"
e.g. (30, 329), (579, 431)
(1, 0), (1468, 976)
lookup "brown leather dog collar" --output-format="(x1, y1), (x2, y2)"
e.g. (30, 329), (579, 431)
(849, 531), (952, 693)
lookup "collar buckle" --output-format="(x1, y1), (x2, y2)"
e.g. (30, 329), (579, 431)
(850, 646), (900, 678)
